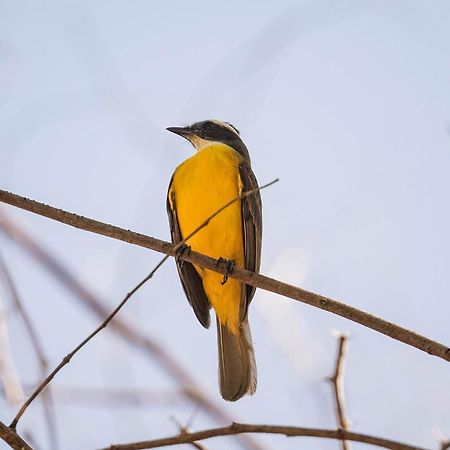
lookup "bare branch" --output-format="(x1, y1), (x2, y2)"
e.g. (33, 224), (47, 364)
(0, 214), (265, 450)
(0, 420), (33, 450)
(329, 334), (350, 450)
(8, 179), (275, 429)
(97, 422), (429, 450)
(0, 253), (59, 449)
(170, 417), (210, 450)
(8, 263), (153, 427)
(1, 189), (449, 364)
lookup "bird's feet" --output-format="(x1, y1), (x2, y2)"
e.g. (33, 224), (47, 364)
(217, 257), (235, 285)
(175, 244), (191, 268)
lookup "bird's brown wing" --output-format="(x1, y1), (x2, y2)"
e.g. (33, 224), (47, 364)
(167, 178), (211, 328)
(238, 161), (262, 321)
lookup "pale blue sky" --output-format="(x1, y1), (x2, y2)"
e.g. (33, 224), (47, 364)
(1, 1), (450, 449)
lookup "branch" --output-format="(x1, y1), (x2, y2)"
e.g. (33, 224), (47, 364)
(98, 422), (429, 450)
(7, 180), (276, 429)
(0, 214), (265, 450)
(8, 267), (155, 428)
(170, 417), (210, 450)
(329, 334), (350, 450)
(0, 421), (33, 450)
(1, 189), (449, 364)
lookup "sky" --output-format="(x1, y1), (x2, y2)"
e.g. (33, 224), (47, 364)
(1, 1), (450, 449)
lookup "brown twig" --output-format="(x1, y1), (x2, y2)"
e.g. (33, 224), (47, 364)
(0, 189), (449, 364)
(0, 420), (33, 450)
(4, 180), (276, 441)
(329, 334), (350, 450)
(0, 253), (59, 450)
(98, 422), (429, 450)
(170, 417), (210, 450)
(9, 251), (172, 428)
(0, 214), (265, 450)
(8, 179), (275, 429)
(177, 429), (209, 450)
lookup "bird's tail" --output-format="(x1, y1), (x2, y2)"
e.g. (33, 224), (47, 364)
(216, 316), (257, 401)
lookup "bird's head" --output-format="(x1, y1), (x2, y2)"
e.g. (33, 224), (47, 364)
(167, 119), (243, 152)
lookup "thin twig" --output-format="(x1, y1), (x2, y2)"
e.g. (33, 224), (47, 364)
(178, 429), (209, 450)
(1, 188), (449, 364)
(170, 417), (210, 450)
(0, 420), (33, 450)
(329, 334), (350, 450)
(7, 179), (277, 430)
(9, 257), (164, 428)
(0, 253), (59, 450)
(0, 214), (265, 450)
(97, 422), (429, 450)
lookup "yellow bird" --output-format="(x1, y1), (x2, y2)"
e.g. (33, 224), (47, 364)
(166, 120), (262, 401)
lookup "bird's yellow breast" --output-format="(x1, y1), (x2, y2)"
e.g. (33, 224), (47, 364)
(170, 143), (244, 333)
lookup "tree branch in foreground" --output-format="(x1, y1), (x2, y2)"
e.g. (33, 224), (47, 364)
(0, 421), (32, 450)
(99, 422), (429, 450)
(7, 180), (277, 430)
(329, 334), (350, 450)
(1, 189), (449, 364)
(0, 213), (265, 450)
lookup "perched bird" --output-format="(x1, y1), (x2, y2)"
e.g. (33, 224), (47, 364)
(166, 120), (262, 401)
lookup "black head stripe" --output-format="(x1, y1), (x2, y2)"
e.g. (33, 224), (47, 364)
(189, 119), (251, 163)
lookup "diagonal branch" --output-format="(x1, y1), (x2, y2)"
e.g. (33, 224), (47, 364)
(170, 417), (210, 450)
(0, 214), (266, 450)
(0, 421), (33, 450)
(0, 189), (449, 364)
(8, 259), (158, 429)
(329, 334), (350, 450)
(7, 180), (277, 430)
(97, 422), (429, 450)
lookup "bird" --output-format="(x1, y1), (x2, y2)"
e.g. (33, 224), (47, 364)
(166, 119), (262, 401)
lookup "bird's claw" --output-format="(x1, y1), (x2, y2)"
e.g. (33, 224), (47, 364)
(176, 244), (191, 268)
(217, 257), (235, 285)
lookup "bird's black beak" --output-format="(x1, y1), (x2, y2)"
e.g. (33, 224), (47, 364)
(166, 126), (194, 139)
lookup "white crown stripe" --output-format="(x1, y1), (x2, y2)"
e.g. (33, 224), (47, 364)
(209, 120), (240, 136)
